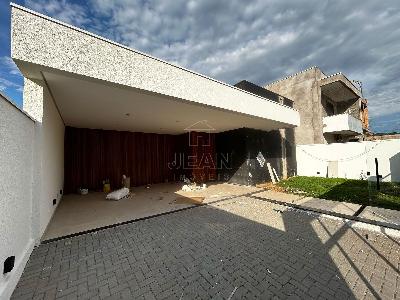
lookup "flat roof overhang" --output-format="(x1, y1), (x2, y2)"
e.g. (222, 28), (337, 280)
(11, 4), (300, 134)
(34, 69), (298, 134)
(319, 74), (362, 102)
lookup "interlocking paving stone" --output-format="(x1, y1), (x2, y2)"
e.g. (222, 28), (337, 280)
(12, 196), (400, 299)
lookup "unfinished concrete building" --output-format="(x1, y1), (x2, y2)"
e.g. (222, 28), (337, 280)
(265, 66), (369, 144)
(234, 67), (370, 178)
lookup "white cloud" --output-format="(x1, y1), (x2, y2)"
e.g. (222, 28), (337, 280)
(25, 0), (90, 27)
(0, 57), (23, 93)
(0, 77), (22, 91)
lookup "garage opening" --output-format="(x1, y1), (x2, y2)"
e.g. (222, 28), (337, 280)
(35, 69), (297, 242)
(42, 125), (283, 241)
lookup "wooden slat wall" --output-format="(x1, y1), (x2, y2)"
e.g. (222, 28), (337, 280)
(64, 127), (216, 193)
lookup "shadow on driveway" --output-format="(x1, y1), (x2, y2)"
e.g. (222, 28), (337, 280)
(12, 191), (400, 299)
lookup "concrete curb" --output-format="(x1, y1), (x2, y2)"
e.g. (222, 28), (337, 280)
(248, 193), (400, 231)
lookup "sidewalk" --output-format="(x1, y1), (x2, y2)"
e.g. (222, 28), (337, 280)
(252, 189), (400, 230)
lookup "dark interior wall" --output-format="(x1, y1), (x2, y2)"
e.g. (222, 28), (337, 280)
(64, 127), (217, 193)
(215, 128), (283, 185)
(322, 95), (335, 117)
(65, 126), (284, 193)
(336, 98), (360, 119)
(64, 127), (180, 193)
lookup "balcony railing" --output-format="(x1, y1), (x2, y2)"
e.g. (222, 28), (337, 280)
(323, 114), (363, 135)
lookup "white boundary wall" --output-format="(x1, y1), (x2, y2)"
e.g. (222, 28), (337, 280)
(0, 78), (64, 299)
(0, 95), (35, 299)
(296, 140), (400, 182)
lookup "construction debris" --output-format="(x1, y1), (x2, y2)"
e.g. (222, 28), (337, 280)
(181, 177), (207, 192)
(267, 162), (277, 183)
(122, 174), (130, 189)
(106, 187), (130, 201)
(78, 188), (88, 195)
(256, 182), (286, 193)
(174, 196), (204, 205)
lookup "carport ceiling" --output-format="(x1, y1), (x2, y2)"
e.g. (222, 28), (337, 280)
(44, 71), (287, 134)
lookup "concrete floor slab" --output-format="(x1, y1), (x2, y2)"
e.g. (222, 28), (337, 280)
(42, 182), (260, 241)
(42, 183), (190, 241)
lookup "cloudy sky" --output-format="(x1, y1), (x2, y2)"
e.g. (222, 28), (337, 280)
(1, 0), (399, 132)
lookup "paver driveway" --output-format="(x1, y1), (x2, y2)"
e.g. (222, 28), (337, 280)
(12, 193), (400, 299)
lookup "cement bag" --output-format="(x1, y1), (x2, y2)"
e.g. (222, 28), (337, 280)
(106, 187), (130, 201)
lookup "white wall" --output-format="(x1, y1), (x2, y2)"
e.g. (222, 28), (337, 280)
(0, 95), (35, 299)
(23, 78), (65, 238)
(296, 140), (400, 182)
(39, 85), (64, 236)
(366, 140), (400, 182)
(0, 77), (64, 299)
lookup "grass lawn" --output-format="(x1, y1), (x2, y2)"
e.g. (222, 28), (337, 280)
(277, 176), (400, 211)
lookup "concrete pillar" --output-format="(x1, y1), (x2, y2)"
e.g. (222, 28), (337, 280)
(23, 78), (44, 123)
(280, 128), (288, 179)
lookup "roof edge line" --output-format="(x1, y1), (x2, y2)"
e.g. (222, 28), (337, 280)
(320, 72), (362, 93)
(265, 66), (319, 86)
(0, 91), (35, 122)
